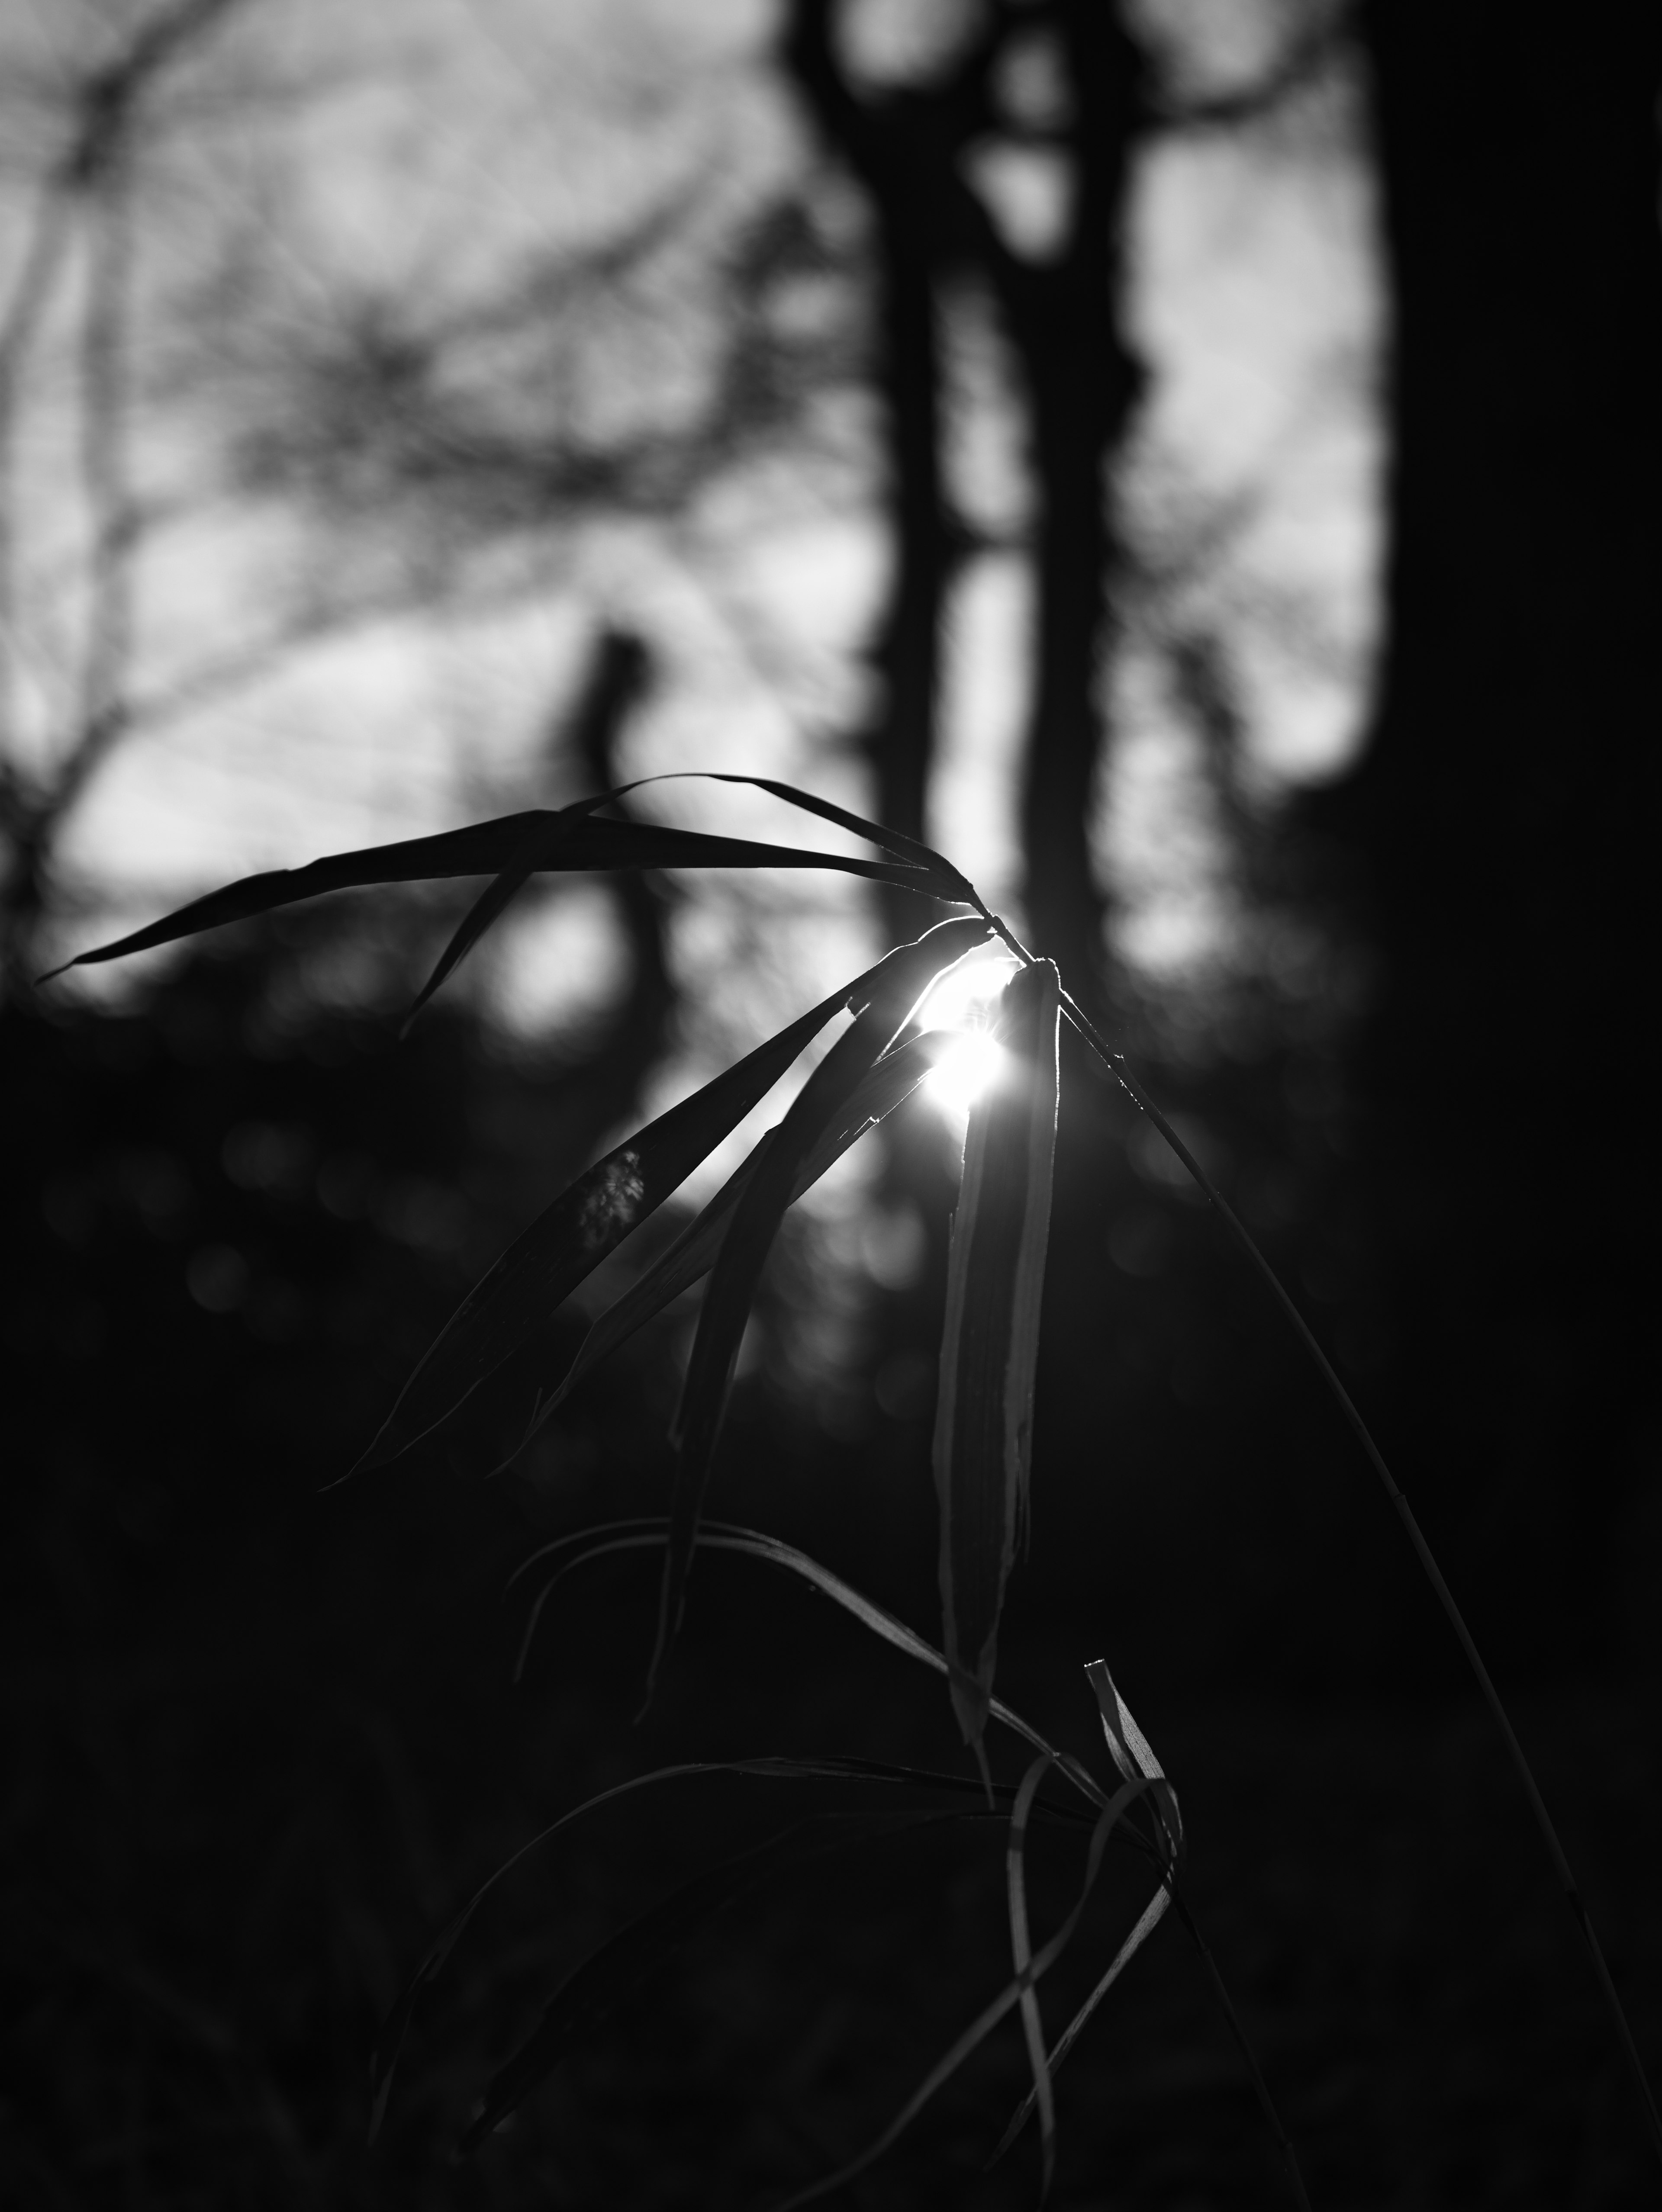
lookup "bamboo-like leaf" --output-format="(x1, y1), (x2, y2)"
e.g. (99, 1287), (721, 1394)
(503, 1029), (955, 1464)
(368, 1736), (1095, 2142)
(934, 958), (1061, 1754)
(39, 809), (941, 978)
(644, 918), (991, 1695)
(396, 791), (624, 1035)
(1006, 1755), (1059, 2201)
(456, 1809), (971, 2155)
(639, 769), (980, 904)
(989, 1883), (1173, 2168)
(349, 992), (835, 1472)
(1084, 1656), (1183, 1870)
(509, 1521), (1127, 1836)
(775, 1772), (1157, 2211)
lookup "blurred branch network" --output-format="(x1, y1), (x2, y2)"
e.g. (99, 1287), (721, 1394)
(0, 0), (1379, 1070)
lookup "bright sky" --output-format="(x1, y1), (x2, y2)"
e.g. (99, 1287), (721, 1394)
(3, 0), (1383, 1066)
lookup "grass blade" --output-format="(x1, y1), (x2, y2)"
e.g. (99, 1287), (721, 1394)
(351, 942), (975, 1474)
(349, 987), (844, 1471)
(775, 1773), (1156, 2209)
(934, 960), (1060, 1754)
(501, 1031), (956, 1466)
(40, 810), (941, 978)
(1054, 984), (1662, 2170)
(511, 1521), (1128, 1837)
(629, 769), (979, 903)
(645, 921), (991, 1696)
(989, 1884), (1172, 2167)
(1084, 1656), (1183, 1870)
(1006, 1756), (1059, 2201)
(456, 1810), (973, 2155)
(371, 1743), (1095, 2142)
(396, 791), (632, 1034)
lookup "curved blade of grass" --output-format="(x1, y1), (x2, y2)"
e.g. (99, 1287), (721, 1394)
(457, 1809), (977, 2155)
(989, 1883), (1172, 2167)
(370, 1745), (1094, 2142)
(775, 1773), (1156, 2210)
(1049, 980), (1662, 2170)
(1164, 1888), (1316, 2212)
(396, 789), (631, 1035)
(644, 920), (991, 1698)
(504, 1030), (954, 1465)
(1006, 1756), (1059, 2202)
(989, 1878), (1312, 2212)
(39, 812), (938, 978)
(351, 939), (976, 1476)
(510, 1521), (1125, 1835)
(934, 959), (1060, 1753)
(629, 769), (979, 904)
(1084, 1656), (1183, 1871)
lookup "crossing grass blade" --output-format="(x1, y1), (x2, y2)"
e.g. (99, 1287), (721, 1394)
(644, 918), (991, 1697)
(631, 768), (980, 905)
(1006, 1756), (1060, 2201)
(989, 1883), (1173, 2167)
(395, 789), (632, 1035)
(510, 1520), (1125, 1830)
(369, 1739), (1098, 2142)
(502, 1029), (956, 1464)
(1085, 1655), (1182, 1870)
(933, 958), (1060, 1755)
(348, 981), (861, 1473)
(775, 1772), (1160, 2211)
(455, 1809), (974, 2155)
(38, 808), (942, 979)
(989, 1670), (1183, 2167)
(350, 924), (979, 1476)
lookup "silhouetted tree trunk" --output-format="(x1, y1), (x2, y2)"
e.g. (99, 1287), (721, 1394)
(557, 627), (674, 1152)
(1307, 4), (1662, 1666)
(785, 0), (1146, 1000)
(783, 0), (963, 950)
(986, 2), (1144, 1003)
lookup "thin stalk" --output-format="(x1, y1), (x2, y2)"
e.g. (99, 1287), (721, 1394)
(1044, 980), (1662, 2170)
(1168, 1887), (1313, 2212)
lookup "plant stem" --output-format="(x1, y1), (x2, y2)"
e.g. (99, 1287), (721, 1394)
(1053, 986), (1662, 2172)
(1169, 1888), (1313, 2212)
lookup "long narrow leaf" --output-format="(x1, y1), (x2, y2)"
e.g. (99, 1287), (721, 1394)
(989, 1884), (1173, 2167)
(644, 919), (990, 1694)
(631, 769), (979, 904)
(504, 1029), (955, 1465)
(457, 1810), (974, 2154)
(509, 1521), (1130, 1836)
(1007, 1756), (1059, 2201)
(1085, 1655), (1183, 1870)
(357, 936), (947, 1476)
(934, 959), (1060, 1752)
(776, 1774), (1156, 2210)
(370, 1741), (1095, 2141)
(41, 810), (940, 977)
(349, 980), (861, 1472)
(397, 791), (626, 1034)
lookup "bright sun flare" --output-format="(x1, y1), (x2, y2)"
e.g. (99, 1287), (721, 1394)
(925, 1029), (1006, 1118)
(912, 951), (1020, 1120)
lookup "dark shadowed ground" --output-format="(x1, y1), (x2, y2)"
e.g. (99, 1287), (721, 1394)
(4, 954), (1658, 2208)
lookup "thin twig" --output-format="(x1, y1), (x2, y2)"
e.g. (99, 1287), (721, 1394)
(1168, 1887), (1314, 2211)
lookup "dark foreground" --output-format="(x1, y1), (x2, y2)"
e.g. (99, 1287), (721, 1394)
(5, 1489), (1658, 2210)
(4, 982), (1658, 2207)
